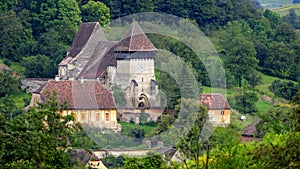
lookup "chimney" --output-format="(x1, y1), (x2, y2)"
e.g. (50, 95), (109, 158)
(55, 75), (60, 81)
(80, 76), (84, 83)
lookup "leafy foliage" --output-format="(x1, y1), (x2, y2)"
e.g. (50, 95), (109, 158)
(121, 152), (170, 169)
(81, 0), (110, 27)
(176, 99), (208, 168)
(0, 71), (20, 97)
(0, 94), (76, 168)
(234, 88), (259, 114)
(21, 55), (56, 78)
(269, 80), (298, 100)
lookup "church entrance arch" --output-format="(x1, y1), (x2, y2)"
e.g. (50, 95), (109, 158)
(138, 94), (149, 109)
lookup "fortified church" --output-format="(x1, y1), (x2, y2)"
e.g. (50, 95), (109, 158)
(58, 21), (159, 110)
(27, 21), (161, 130)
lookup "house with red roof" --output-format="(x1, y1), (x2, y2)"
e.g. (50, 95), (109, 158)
(200, 93), (231, 127)
(29, 80), (120, 130)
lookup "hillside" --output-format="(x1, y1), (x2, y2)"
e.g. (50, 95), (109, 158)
(258, 0), (293, 8)
(271, 3), (300, 16)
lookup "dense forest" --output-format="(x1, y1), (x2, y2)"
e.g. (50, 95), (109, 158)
(0, 0), (300, 168)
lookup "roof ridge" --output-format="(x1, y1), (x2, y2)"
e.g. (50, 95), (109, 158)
(128, 21), (135, 52)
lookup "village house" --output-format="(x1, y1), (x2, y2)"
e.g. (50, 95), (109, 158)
(200, 93), (231, 127)
(242, 119), (261, 142)
(29, 80), (120, 131)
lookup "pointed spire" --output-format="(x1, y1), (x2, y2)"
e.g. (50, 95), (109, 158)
(115, 21), (156, 52)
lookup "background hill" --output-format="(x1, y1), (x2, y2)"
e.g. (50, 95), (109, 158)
(258, 0), (293, 8)
(271, 3), (300, 16)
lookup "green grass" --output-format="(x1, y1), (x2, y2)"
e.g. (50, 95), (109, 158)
(256, 71), (295, 97)
(118, 121), (158, 137)
(271, 4), (300, 16)
(230, 110), (260, 130)
(258, 0), (293, 8)
(10, 90), (31, 109)
(256, 100), (273, 113)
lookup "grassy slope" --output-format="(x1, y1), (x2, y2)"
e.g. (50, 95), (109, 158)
(258, 0), (293, 7)
(10, 91), (31, 109)
(271, 4), (300, 16)
(118, 121), (158, 138)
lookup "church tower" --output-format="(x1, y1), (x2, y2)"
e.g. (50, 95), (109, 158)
(114, 22), (159, 109)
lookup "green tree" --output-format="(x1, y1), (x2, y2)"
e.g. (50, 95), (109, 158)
(257, 106), (294, 138)
(122, 152), (169, 169)
(269, 80), (298, 100)
(81, 0), (110, 27)
(224, 35), (258, 86)
(208, 124), (248, 169)
(0, 97), (19, 121)
(57, 0), (81, 26)
(0, 94), (75, 168)
(19, 0), (81, 37)
(0, 11), (32, 61)
(128, 128), (145, 138)
(275, 22), (297, 43)
(246, 70), (262, 88)
(264, 42), (297, 79)
(252, 96), (300, 168)
(176, 99), (208, 168)
(234, 88), (258, 114)
(37, 21), (75, 63)
(283, 8), (297, 27)
(0, 0), (17, 13)
(0, 71), (20, 97)
(21, 55), (56, 78)
(263, 9), (282, 28)
(150, 114), (175, 136)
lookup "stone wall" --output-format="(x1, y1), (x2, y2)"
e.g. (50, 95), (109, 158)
(21, 78), (49, 93)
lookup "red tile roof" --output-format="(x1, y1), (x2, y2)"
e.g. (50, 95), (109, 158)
(115, 21), (156, 52)
(38, 80), (115, 109)
(200, 93), (230, 110)
(242, 119), (260, 137)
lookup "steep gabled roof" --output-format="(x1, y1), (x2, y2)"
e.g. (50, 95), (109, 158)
(78, 41), (117, 79)
(115, 21), (156, 52)
(59, 22), (107, 66)
(38, 80), (115, 109)
(67, 22), (107, 58)
(200, 93), (230, 110)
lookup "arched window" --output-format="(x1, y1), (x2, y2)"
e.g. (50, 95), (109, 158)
(105, 111), (110, 121)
